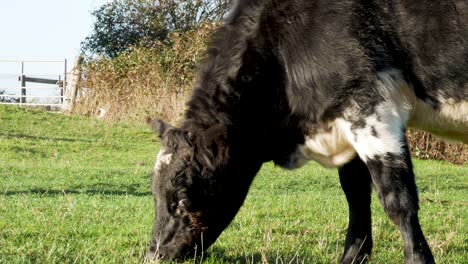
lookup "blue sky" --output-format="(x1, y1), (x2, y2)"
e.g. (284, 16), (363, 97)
(0, 0), (110, 97)
(0, 0), (109, 62)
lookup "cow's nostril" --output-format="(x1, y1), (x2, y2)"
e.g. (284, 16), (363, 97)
(146, 250), (156, 261)
(146, 248), (165, 261)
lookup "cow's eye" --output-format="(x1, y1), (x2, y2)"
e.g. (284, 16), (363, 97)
(240, 74), (253, 83)
(178, 199), (188, 209)
(169, 202), (178, 214)
(172, 199), (190, 216)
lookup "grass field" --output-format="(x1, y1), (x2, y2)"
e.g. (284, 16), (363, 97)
(0, 106), (466, 263)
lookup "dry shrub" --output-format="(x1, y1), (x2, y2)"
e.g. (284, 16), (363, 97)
(407, 130), (467, 165)
(73, 23), (217, 124)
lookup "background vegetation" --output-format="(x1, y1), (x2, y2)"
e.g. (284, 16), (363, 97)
(75, 23), (215, 123)
(0, 106), (466, 263)
(81, 0), (231, 58)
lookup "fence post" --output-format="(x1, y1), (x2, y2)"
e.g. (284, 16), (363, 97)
(63, 59), (67, 106)
(63, 56), (82, 112)
(20, 61), (26, 105)
(20, 77), (26, 105)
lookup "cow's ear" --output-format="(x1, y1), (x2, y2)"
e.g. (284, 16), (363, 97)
(166, 129), (193, 150)
(146, 118), (174, 138)
(146, 118), (193, 151)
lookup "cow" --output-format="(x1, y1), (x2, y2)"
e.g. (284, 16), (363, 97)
(146, 0), (468, 263)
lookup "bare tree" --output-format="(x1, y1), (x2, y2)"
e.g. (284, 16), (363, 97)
(162, 0), (232, 31)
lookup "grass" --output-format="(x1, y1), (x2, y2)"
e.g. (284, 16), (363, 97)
(0, 105), (466, 263)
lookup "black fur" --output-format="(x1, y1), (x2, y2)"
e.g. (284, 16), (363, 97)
(339, 156), (373, 264)
(148, 0), (467, 263)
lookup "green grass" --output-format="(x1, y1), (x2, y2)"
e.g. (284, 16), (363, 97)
(0, 106), (466, 263)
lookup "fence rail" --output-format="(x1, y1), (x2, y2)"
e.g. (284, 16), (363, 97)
(0, 86), (64, 90)
(0, 102), (64, 107)
(0, 59), (67, 109)
(0, 59), (65, 63)
(0, 95), (64, 99)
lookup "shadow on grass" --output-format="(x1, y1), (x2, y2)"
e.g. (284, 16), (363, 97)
(1, 133), (95, 143)
(8, 145), (49, 157)
(203, 247), (315, 264)
(142, 249), (322, 264)
(3, 187), (151, 197)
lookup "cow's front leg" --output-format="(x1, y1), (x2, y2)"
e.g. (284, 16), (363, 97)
(339, 98), (435, 263)
(339, 156), (373, 264)
(365, 145), (434, 264)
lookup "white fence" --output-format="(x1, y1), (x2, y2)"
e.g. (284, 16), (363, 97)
(0, 60), (68, 109)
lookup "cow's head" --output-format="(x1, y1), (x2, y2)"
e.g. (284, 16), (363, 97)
(147, 119), (253, 260)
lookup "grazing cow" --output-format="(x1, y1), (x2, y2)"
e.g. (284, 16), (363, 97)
(147, 0), (468, 263)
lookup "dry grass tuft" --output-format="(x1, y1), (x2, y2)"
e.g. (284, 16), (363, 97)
(407, 130), (467, 165)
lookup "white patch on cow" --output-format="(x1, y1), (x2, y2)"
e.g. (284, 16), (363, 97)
(408, 96), (468, 143)
(151, 147), (173, 195)
(337, 107), (407, 163)
(281, 120), (357, 169)
(302, 122), (357, 168)
(338, 70), (412, 162)
(154, 147), (173, 173)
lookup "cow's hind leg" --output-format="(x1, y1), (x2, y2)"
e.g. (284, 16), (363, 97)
(339, 156), (373, 264)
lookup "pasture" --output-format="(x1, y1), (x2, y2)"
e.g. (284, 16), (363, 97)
(0, 106), (466, 263)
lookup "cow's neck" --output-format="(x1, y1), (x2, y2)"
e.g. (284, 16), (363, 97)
(182, 80), (272, 162)
(181, 65), (304, 168)
(180, 4), (305, 169)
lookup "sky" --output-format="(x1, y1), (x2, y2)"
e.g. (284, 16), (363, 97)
(0, 0), (109, 63)
(0, 0), (110, 98)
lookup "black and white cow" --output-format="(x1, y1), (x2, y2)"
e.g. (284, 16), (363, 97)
(147, 0), (467, 263)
